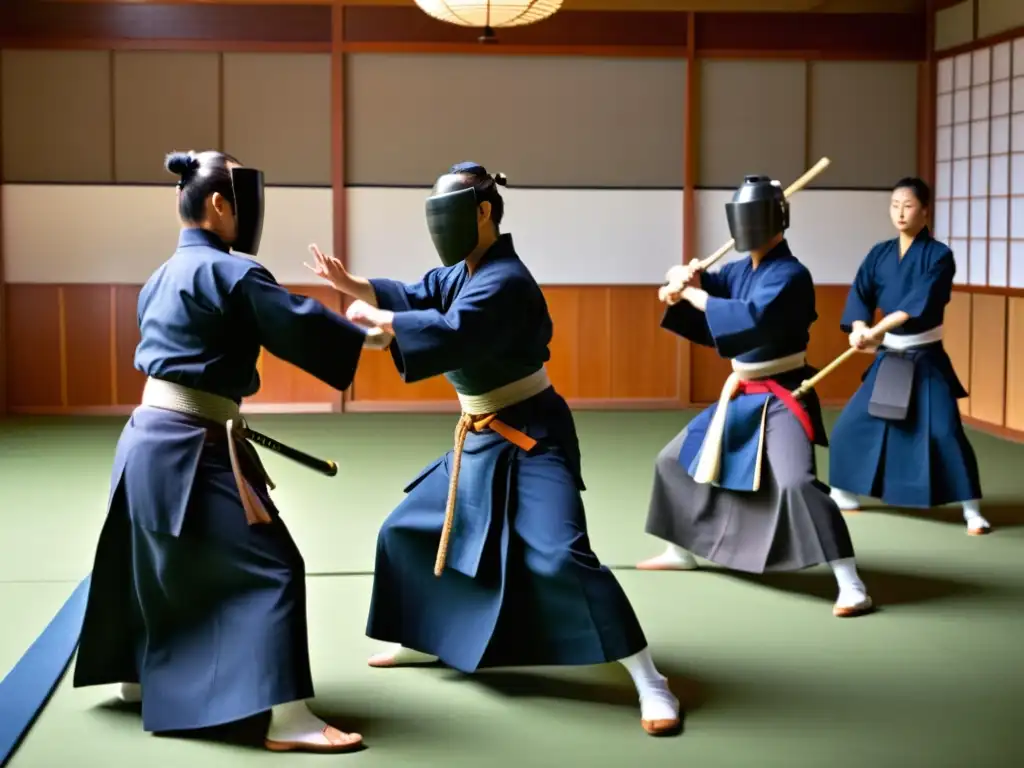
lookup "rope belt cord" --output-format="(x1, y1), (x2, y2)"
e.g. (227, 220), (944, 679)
(433, 370), (552, 578)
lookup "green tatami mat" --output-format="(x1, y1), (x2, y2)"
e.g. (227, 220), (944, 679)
(2, 410), (1023, 582)
(2, 410), (1024, 766)
(6, 563), (1024, 768)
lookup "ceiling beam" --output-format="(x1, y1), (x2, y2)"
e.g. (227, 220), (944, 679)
(39, 0), (927, 13)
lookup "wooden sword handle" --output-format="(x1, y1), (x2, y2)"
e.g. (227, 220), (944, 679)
(791, 345), (859, 400)
(693, 157), (832, 271)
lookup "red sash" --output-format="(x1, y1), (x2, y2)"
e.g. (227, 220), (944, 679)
(735, 379), (814, 442)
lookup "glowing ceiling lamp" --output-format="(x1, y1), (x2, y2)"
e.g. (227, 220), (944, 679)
(413, 1), (565, 42)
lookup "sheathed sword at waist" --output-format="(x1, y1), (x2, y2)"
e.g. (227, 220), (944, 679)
(237, 422), (338, 477)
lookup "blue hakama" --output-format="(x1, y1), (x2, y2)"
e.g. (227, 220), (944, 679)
(364, 234), (647, 672)
(828, 228), (983, 508)
(73, 228), (366, 733)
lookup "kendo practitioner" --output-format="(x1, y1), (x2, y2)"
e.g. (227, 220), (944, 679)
(828, 178), (988, 535)
(636, 175), (874, 619)
(305, 162), (681, 736)
(73, 150), (387, 753)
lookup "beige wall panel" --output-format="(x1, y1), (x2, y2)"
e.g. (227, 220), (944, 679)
(113, 52), (221, 184)
(1, 50), (112, 182)
(808, 61), (919, 189)
(345, 53), (686, 188)
(977, 0), (1024, 40)
(696, 59), (806, 188)
(222, 53), (331, 186)
(935, 1), (975, 52)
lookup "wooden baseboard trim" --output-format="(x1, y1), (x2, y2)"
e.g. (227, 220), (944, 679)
(344, 398), (687, 413)
(962, 415), (1024, 444)
(6, 402), (337, 417)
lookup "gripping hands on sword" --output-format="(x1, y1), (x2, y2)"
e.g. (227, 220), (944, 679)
(659, 260), (704, 305)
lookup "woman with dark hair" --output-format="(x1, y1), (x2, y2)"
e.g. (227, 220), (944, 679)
(827, 177), (988, 535)
(307, 161), (681, 736)
(73, 150), (384, 753)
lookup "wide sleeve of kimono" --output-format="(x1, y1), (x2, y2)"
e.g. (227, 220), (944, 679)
(387, 269), (527, 383)
(839, 247), (880, 332)
(704, 262), (812, 359)
(659, 263), (734, 345)
(895, 246), (955, 322)
(234, 266), (366, 391)
(661, 301), (713, 346)
(368, 268), (445, 313)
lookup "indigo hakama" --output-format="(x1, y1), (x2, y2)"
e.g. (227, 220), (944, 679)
(828, 229), (983, 512)
(642, 242), (860, 579)
(364, 235), (648, 673)
(73, 228), (367, 735)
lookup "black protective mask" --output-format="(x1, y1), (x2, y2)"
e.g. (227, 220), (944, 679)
(228, 166), (265, 257)
(425, 173), (480, 267)
(724, 175), (789, 253)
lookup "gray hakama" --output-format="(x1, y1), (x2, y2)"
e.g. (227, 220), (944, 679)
(646, 398), (855, 574)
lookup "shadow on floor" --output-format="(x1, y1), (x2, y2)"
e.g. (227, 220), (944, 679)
(862, 501), (1024, 530)
(436, 661), (709, 734)
(716, 563), (990, 609)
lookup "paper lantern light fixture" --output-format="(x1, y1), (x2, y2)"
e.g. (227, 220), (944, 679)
(413, 1), (564, 42)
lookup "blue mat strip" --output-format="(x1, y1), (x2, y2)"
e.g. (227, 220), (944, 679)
(0, 576), (91, 768)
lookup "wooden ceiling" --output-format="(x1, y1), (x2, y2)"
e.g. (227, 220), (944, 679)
(43, 0), (929, 13)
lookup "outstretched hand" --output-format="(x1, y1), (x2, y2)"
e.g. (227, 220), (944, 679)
(304, 244), (350, 292)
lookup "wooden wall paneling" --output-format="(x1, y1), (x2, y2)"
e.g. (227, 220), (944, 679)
(1005, 295), (1024, 430)
(608, 286), (680, 401)
(567, 287), (614, 400)
(63, 284), (114, 407)
(5, 285), (62, 409)
(114, 284), (145, 405)
(968, 291), (1007, 425)
(945, 290), (973, 415)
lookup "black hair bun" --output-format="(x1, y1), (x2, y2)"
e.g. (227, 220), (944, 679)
(165, 151), (200, 177)
(493, 172), (507, 187)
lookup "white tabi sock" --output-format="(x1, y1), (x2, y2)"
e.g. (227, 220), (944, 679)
(829, 557), (868, 607)
(266, 700), (338, 745)
(829, 487), (861, 511)
(617, 648), (679, 723)
(640, 543), (698, 569)
(962, 500), (990, 531)
(368, 642), (438, 667)
(118, 682), (141, 703)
